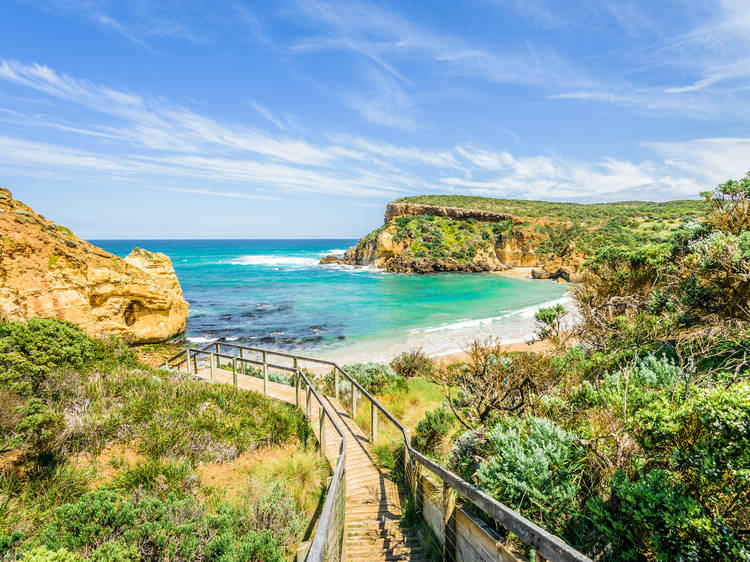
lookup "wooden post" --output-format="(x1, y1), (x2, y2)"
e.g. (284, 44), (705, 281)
(351, 380), (357, 418)
(232, 357), (237, 386)
(319, 409), (326, 459)
(443, 481), (457, 562)
(334, 368), (340, 399)
(209, 353), (215, 380)
(193, 353), (198, 375)
(293, 358), (300, 407)
(370, 401), (377, 443)
(404, 429), (413, 495)
(262, 352), (268, 395)
(185, 349), (191, 374)
(306, 384), (311, 418)
(215, 342), (220, 355)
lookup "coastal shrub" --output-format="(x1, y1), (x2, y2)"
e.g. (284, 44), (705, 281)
(0, 318), (95, 397)
(413, 407), (454, 458)
(89, 541), (140, 561)
(21, 546), (82, 561)
(251, 483), (306, 546)
(334, 362), (407, 395)
(475, 416), (584, 534)
(390, 348), (434, 378)
(235, 530), (284, 562)
(447, 429), (487, 480)
(633, 382), (750, 528)
(0, 319), (318, 558)
(114, 458), (195, 497)
(38, 485), (296, 561)
(701, 171), (750, 235)
(587, 469), (748, 561)
(5, 398), (64, 464)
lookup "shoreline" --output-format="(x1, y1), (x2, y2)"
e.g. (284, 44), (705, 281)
(493, 266), (534, 279)
(432, 338), (550, 366)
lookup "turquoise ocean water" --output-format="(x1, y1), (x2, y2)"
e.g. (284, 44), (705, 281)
(95, 239), (569, 361)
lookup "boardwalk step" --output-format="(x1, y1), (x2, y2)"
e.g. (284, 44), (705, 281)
(193, 364), (426, 560)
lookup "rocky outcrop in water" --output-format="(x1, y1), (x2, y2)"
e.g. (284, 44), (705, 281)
(0, 188), (188, 343)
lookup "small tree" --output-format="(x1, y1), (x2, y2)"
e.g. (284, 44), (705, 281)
(701, 172), (750, 235)
(434, 339), (549, 430)
(535, 303), (571, 351)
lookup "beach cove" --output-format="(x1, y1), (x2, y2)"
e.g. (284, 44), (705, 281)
(97, 238), (569, 362)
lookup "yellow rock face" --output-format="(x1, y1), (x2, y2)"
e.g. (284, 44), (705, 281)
(0, 188), (188, 343)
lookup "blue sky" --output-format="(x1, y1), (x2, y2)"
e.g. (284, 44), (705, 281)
(0, 1), (748, 238)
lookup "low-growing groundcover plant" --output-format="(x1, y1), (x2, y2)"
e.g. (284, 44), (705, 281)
(0, 319), (320, 560)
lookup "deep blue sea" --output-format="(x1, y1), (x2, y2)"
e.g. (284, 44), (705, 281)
(94, 239), (569, 361)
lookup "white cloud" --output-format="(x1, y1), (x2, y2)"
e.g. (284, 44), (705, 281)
(250, 101), (306, 134)
(290, 0), (593, 90)
(19, 0), (268, 47)
(0, 58), (746, 207)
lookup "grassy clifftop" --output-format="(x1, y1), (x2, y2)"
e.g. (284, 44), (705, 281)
(394, 195), (705, 221)
(337, 195), (707, 274)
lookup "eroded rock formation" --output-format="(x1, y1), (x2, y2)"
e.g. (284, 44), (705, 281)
(0, 188), (188, 343)
(323, 201), (585, 279)
(384, 202), (515, 223)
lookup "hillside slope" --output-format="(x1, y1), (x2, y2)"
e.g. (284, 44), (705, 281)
(0, 188), (188, 343)
(330, 195), (705, 278)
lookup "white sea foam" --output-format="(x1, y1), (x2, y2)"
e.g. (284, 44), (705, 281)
(411, 296), (573, 334)
(225, 336), (240, 341)
(320, 262), (383, 273)
(322, 248), (347, 255)
(228, 255), (319, 267)
(187, 336), (218, 344)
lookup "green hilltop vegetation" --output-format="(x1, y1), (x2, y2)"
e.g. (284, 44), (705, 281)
(0, 319), (328, 561)
(346, 194), (708, 274)
(350, 176), (750, 559)
(395, 194), (705, 221)
(396, 195), (706, 262)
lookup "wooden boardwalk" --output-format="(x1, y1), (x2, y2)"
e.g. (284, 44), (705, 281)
(194, 365), (430, 561)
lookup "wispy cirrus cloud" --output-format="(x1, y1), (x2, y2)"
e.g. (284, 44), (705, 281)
(285, 0), (596, 129)
(289, 0), (593, 88)
(0, 58), (746, 207)
(14, 0), (269, 47)
(250, 101), (306, 134)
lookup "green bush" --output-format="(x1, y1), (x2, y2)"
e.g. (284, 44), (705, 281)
(447, 430), (487, 480)
(332, 362), (407, 395)
(21, 546), (82, 561)
(235, 530), (284, 562)
(588, 470), (748, 561)
(390, 348), (434, 378)
(475, 416), (584, 535)
(39, 486), (294, 561)
(90, 540), (140, 561)
(251, 483), (305, 546)
(114, 458), (195, 497)
(413, 407), (454, 457)
(634, 382), (750, 527)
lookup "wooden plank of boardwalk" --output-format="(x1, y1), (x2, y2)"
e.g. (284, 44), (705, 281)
(193, 365), (430, 561)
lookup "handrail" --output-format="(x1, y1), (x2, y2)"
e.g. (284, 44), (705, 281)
(162, 342), (591, 562)
(161, 346), (347, 562)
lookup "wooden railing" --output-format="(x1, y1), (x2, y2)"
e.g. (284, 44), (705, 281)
(162, 343), (591, 562)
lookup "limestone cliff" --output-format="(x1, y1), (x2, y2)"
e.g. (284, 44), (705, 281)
(327, 201), (585, 278)
(0, 188), (188, 343)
